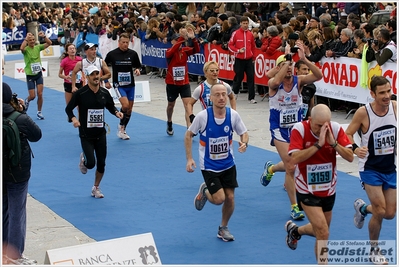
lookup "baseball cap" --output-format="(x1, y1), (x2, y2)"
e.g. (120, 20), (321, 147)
(85, 65), (100, 76)
(276, 55), (286, 66)
(84, 43), (98, 50)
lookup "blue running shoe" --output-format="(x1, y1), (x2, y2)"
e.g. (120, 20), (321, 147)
(291, 204), (305, 220)
(260, 161), (274, 186)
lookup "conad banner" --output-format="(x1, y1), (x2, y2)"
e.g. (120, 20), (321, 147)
(203, 44), (397, 104)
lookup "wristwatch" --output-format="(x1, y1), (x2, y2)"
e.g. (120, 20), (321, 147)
(314, 142), (322, 150)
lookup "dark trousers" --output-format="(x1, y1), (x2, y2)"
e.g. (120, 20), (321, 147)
(80, 133), (107, 173)
(232, 58), (255, 100)
(3, 180), (29, 258)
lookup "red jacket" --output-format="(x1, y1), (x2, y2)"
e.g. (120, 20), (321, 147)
(228, 27), (255, 61)
(165, 37), (200, 85)
(261, 36), (282, 56)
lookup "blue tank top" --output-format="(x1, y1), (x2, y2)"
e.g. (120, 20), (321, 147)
(200, 107), (234, 171)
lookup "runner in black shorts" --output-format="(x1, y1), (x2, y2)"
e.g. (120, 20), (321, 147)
(164, 26), (200, 135)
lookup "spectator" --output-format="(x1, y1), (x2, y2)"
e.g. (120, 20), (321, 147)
(217, 20), (231, 49)
(261, 25), (282, 56)
(345, 3), (360, 16)
(347, 19), (360, 32)
(278, 25), (294, 52)
(288, 19), (301, 33)
(326, 28), (354, 58)
(138, 7), (149, 23)
(252, 27), (262, 48)
(303, 16), (320, 36)
(385, 19), (397, 44)
(3, 82), (42, 265)
(204, 16), (219, 44)
(202, 4), (212, 23)
(227, 16), (240, 35)
(347, 29), (366, 59)
(361, 23), (375, 40)
(330, 3), (339, 24)
(322, 27), (337, 52)
(296, 15), (307, 32)
(304, 30), (324, 62)
(315, 2), (329, 18)
(243, 12), (260, 30)
(228, 16), (257, 104)
(365, 28), (397, 65)
(149, 7), (158, 19)
(195, 20), (208, 44)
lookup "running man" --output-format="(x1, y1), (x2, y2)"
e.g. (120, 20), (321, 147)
(105, 33), (142, 140)
(188, 61), (236, 124)
(345, 75), (396, 265)
(20, 31), (52, 119)
(260, 42), (323, 220)
(285, 104), (353, 263)
(185, 83), (249, 242)
(65, 65), (123, 198)
(165, 26), (200, 135)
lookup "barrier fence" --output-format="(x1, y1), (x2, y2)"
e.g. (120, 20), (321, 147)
(4, 26), (397, 105)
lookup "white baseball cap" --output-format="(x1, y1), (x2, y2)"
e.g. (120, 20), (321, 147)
(85, 65), (100, 76)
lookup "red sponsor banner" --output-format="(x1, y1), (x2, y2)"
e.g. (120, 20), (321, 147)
(204, 44), (397, 104)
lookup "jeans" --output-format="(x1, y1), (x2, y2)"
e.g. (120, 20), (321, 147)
(3, 180), (29, 258)
(232, 58), (255, 100)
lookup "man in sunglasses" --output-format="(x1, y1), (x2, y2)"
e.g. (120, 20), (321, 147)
(187, 61), (236, 124)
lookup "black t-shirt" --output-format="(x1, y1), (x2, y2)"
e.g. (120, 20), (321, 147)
(104, 48), (141, 88)
(65, 85), (118, 138)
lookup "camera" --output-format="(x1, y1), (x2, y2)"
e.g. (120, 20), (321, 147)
(290, 47), (299, 53)
(285, 54), (292, 61)
(367, 38), (378, 46)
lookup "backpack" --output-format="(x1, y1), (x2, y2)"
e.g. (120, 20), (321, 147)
(3, 111), (22, 167)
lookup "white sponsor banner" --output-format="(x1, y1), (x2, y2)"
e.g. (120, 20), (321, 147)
(45, 233), (162, 265)
(109, 80), (151, 105)
(14, 61), (49, 79)
(40, 45), (61, 58)
(314, 58), (397, 104)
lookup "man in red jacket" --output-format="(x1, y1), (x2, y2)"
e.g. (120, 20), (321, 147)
(165, 27), (200, 135)
(228, 16), (257, 104)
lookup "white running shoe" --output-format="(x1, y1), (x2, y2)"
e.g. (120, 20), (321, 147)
(121, 132), (130, 140)
(79, 152), (87, 174)
(354, 198), (366, 229)
(117, 124), (124, 139)
(91, 186), (104, 198)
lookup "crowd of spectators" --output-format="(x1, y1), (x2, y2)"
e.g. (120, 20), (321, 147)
(2, 2), (397, 106)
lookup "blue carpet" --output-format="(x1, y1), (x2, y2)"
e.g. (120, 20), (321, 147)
(3, 76), (396, 265)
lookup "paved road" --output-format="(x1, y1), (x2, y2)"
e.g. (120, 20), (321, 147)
(3, 52), (360, 264)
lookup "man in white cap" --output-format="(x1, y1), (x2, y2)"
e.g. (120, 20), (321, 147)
(66, 65), (123, 198)
(71, 43), (111, 92)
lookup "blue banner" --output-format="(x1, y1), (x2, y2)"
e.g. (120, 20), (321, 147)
(40, 23), (58, 40)
(141, 38), (204, 76)
(2, 26), (26, 44)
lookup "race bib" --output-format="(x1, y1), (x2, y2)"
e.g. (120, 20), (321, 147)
(373, 128), (395, 155)
(68, 70), (82, 82)
(30, 62), (41, 74)
(307, 163), (332, 192)
(280, 108), (299, 128)
(173, 66), (185, 81)
(87, 109), (104, 128)
(209, 136), (229, 160)
(117, 72), (131, 86)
